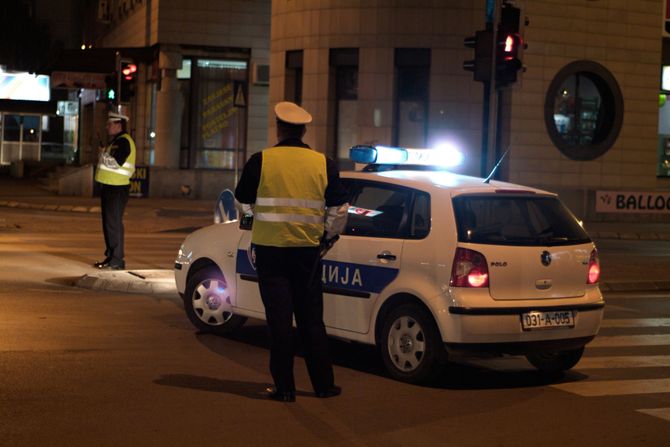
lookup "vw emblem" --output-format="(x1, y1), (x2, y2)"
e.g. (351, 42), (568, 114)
(540, 251), (552, 266)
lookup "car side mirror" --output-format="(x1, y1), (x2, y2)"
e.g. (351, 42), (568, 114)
(214, 189), (238, 224)
(239, 214), (253, 230)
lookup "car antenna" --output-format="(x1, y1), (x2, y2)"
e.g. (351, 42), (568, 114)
(483, 149), (509, 184)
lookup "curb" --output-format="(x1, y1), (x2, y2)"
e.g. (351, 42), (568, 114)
(75, 270), (177, 295)
(0, 200), (100, 213)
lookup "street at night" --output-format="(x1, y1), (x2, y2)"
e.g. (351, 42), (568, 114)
(0, 196), (669, 446)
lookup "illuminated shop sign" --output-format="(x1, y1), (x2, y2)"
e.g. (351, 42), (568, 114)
(0, 72), (50, 101)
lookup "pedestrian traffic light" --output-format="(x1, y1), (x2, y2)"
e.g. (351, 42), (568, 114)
(104, 75), (117, 103)
(120, 60), (137, 102)
(495, 3), (525, 88)
(463, 29), (493, 83)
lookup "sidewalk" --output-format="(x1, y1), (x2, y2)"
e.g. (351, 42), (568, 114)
(1, 175), (669, 295)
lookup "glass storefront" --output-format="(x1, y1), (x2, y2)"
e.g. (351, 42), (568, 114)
(0, 110), (77, 166)
(179, 58), (248, 169)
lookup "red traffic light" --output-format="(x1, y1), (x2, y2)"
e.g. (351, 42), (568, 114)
(122, 63), (137, 80)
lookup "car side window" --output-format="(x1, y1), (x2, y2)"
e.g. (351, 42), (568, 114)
(343, 180), (427, 239)
(410, 191), (431, 239)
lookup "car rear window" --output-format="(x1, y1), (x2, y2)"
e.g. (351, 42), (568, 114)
(452, 195), (591, 246)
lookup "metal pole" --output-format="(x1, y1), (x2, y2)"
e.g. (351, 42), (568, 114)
(484, 0), (501, 177)
(234, 107), (240, 187)
(115, 52), (121, 111)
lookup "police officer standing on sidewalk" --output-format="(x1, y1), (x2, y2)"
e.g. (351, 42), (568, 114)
(93, 112), (136, 271)
(235, 101), (349, 402)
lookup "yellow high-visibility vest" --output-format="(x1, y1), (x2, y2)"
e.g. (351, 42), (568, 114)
(252, 146), (327, 247)
(95, 134), (136, 186)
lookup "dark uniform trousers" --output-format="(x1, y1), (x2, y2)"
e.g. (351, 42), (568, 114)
(255, 245), (335, 393)
(100, 184), (130, 264)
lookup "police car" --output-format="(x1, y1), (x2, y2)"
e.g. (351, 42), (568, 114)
(174, 144), (604, 384)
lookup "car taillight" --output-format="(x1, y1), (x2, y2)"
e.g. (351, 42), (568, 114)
(450, 248), (489, 288)
(587, 249), (600, 284)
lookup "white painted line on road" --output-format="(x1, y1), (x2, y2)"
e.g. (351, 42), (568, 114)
(577, 355), (670, 369)
(600, 318), (670, 328)
(553, 378), (670, 397)
(588, 334), (670, 348)
(637, 408), (670, 422)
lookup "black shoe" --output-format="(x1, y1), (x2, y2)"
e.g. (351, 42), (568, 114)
(100, 262), (125, 271)
(94, 258), (111, 268)
(315, 385), (341, 398)
(264, 386), (296, 402)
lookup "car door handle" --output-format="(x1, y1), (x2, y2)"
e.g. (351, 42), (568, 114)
(377, 252), (397, 261)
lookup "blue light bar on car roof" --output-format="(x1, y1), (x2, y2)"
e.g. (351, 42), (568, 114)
(350, 143), (463, 168)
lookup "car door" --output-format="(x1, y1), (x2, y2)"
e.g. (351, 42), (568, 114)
(234, 221), (266, 315)
(322, 179), (408, 334)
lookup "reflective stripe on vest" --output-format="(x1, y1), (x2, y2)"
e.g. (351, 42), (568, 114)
(251, 146), (327, 247)
(95, 133), (136, 186)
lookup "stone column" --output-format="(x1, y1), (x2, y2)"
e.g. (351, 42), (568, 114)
(154, 49), (183, 168)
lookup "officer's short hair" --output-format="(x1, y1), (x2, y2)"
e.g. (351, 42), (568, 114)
(276, 119), (305, 140)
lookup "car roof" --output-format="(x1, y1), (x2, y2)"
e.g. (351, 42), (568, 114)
(341, 168), (556, 197)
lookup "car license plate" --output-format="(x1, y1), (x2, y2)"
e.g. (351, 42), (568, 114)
(521, 310), (575, 330)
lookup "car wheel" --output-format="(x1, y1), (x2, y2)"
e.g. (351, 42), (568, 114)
(379, 303), (447, 384)
(184, 267), (246, 335)
(526, 347), (584, 374)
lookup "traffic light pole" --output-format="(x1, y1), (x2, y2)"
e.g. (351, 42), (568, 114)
(115, 51), (122, 111)
(481, 0), (501, 178)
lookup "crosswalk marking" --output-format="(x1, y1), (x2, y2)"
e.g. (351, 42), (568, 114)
(552, 378), (670, 397)
(637, 408), (670, 422)
(587, 334), (670, 348)
(600, 318), (670, 328)
(577, 355), (670, 369)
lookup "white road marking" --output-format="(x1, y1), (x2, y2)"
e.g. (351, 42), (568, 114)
(577, 355), (670, 369)
(600, 318), (670, 328)
(588, 334), (670, 347)
(637, 408), (670, 422)
(553, 378), (670, 397)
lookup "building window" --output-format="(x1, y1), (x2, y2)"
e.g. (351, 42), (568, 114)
(191, 58), (248, 169)
(330, 48), (359, 161)
(394, 49), (430, 149)
(285, 50), (303, 105)
(544, 60), (623, 161)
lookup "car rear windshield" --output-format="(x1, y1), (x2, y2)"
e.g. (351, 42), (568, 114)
(452, 195), (591, 246)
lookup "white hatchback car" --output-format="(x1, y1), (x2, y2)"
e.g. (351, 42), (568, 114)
(175, 146), (604, 384)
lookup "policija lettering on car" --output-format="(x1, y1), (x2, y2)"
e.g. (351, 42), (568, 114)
(490, 261), (508, 267)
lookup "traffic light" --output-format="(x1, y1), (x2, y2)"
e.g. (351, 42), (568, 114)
(120, 59), (137, 102)
(495, 3), (525, 87)
(104, 75), (117, 103)
(463, 29), (493, 83)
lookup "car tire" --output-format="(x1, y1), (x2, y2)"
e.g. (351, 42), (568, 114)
(184, 267), (247, 335)
(379, 303), (447, 384)
(526, 347), (584, 374)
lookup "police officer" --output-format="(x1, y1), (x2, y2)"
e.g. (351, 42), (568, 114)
(93, 112), (136, 271)
(235, 101), (348, 402)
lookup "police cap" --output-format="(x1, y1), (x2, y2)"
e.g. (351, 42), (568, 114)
(274, 101), (312, 125)
(107, 112), (129, 123)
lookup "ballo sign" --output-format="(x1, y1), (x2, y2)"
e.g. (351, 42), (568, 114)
(596, 191), (670, 214)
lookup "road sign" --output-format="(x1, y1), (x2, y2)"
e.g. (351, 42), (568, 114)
(233, 81), (246, 108)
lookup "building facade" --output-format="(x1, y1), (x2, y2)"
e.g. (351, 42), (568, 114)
(81, 0), (271, 198)
(81, 0), (665, 222)
(270, 0), (663, 221)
